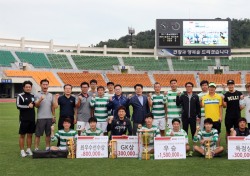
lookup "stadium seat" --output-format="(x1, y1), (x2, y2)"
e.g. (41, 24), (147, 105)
(4, 70), (61, 86)
(46, 54), (72, 69)
(220, 57), (250, 71)
(71, 55), (120, 70)
(57, 72), (106, 86)
(15, 51), (52, 68)
(106, 73), (152, 87)
(153, 74), (197, 87)
(123, 57), (169, 71)
(199, 73), (241, 85)
(0, 50), (16, 67)
(172, 57), (215, 71)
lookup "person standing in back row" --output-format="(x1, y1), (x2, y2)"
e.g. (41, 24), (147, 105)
(176, 82), (201, 138)
(129, 84), (150, 135)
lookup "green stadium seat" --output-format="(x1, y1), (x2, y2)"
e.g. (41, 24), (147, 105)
(0, 50), (16, 67)
(220, 57), (250, 71)
(46, 54), (72, 69)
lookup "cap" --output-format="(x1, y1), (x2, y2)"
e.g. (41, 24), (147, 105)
(208, 82), (216, 88)
(227, 80), (235, 85)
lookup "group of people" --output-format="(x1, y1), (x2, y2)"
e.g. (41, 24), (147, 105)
(17, 78), (250, 158)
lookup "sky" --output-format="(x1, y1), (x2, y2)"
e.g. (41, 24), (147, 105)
(0, 0), (249, 47)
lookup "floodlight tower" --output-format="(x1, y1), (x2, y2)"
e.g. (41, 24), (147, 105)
(128, 27), (135, 46)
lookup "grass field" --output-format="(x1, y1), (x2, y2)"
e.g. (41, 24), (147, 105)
(0, 102), (249, 176)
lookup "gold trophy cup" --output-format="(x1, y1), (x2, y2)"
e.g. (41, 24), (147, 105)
(110, 140), (117, 159)
(66, 138), (75, 159)
(204, 140), (213, 159)
(142, 132), (151, 160)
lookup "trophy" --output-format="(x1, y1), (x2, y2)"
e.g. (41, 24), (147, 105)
(109, 140), (117, 159)
(66, 138), (75, 159)
(138, 129), (154, 160)
(204, 140), (213, 159)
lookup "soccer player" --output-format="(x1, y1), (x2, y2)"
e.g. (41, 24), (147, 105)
(50, 118), (77, 150)
(198, 80), (209, 129)
(90, 86), (109, 135)
(176, 82), (201, 138)
(128, 84), (150, 135)
(166, 79), (182, 129)
(166, 118), (191, 155)
(34, 79), (56, 151)
(88, 79), (97, 97)
(240, 83), (250, 128)
(230, 118), (250, 136)
(223, 80), (243, 141)
(104, 82), (115, 98)
(16, 80), (35, 157)
(147, 82), (167, 136)
(81, 117), (103, 136)
(138, 113), (161, 154)
(201, 82), (223, 146)
(108, 84), (130, 119)
(54, 84), (76, 130)
(107, 106), (132, 138)
(193, 118), (224, 157)
(75, 82), (92, 135)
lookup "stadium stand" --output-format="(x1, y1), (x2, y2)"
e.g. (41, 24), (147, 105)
(15, 51), (51, 68)
(57, 72), (106, 86)
(245, 74), (250, 84)
(4, 70), (61, 86)
(153, 74), (197, 87)
(46, 54), (72, 69)
(0, 50), (16, 67)
(172, 57), (216, 71)
(106, 73), (152, 87)
(199, 73), (241, 85)
(71, 56), (120, 70)
(123, 57), (169, 71)
(220, 57), (250, 70)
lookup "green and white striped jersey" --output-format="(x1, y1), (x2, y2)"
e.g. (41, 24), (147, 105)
(151, 93), (167, 119)
(166, 90), (182, 119)
(51, 129), (77, 150)
(198, 91), (208, 117)
(139, 125), (161, 145)
(193, 128), (218, 147)
(81, 128), (104, 136)
(90, 96), (109, 122)
(166, 128), (188, 144)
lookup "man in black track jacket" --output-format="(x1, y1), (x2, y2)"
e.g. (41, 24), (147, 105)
(176, 82), (201, 139)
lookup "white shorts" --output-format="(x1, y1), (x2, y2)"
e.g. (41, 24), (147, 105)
(153, 118), (166, 130)
(76, 121), (89, 131)
(167, 118), (182, 130)
(97, 122), (107, 132)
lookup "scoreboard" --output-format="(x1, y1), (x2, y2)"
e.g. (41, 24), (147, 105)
(156, 19), (231, 56)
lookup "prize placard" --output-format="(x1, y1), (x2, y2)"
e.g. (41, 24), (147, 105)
(154, 136), (186, 160)
(76, 136), (108, 158)
(228, 136), (250, 160)
(112, 136), (138, 158)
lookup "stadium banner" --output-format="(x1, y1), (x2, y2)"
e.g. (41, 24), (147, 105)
(228, 136), (250, 160)
(154, 136), (186, 160)
(76, 136), (108, 158)
(112, 136), (138, 158)
(158, 48), (231, 56)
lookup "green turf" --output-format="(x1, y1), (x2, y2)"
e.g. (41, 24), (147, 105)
(0, 103), (249, 176)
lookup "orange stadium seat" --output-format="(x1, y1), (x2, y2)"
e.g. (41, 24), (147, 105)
(4, 70), (61, 86)
(199, 74), (241, 85)
(153, 74), (197, 87)
(106, 73), (152, 87)
(57, 72), (106, 87)
(245, 74), (250, 84)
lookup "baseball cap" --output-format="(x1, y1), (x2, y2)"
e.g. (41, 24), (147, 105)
(208, 82), (216, 88)
(227, 80), (235, 85)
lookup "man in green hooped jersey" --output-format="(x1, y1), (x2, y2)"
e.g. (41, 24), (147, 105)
(90, 86), (109, 135)
(193, 118), (224, 157)
(148, 82), (167, 136)
(50, 118), (77, 150)
(166, 79), (182, 129)
(166, 118), (191, 156)
(198, 80), (209, 129)
(138, 113), (161, 154)
(81, 117), (103, 136)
